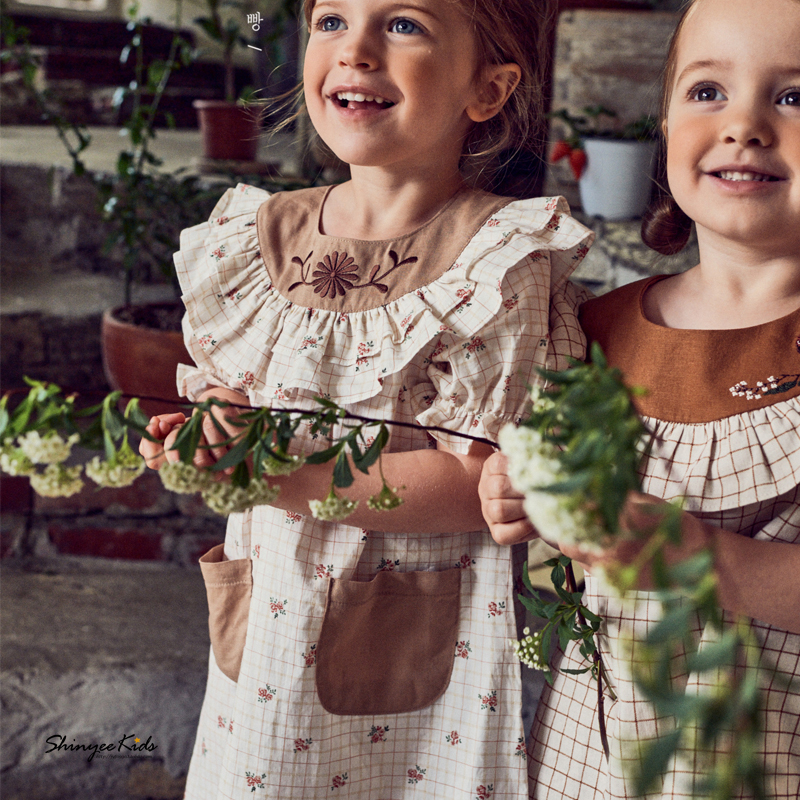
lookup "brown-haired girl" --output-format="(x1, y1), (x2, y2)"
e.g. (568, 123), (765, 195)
(140, 0), (594, 797)
(480, 0), (800, 795)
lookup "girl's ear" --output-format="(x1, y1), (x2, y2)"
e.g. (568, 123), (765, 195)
(467, 63), (522, 123)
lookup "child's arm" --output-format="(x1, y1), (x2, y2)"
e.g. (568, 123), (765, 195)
(154, 387), (494, 534)
(479, 451), (540, 545)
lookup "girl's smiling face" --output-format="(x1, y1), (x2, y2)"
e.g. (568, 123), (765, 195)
(665, 0), (800, 255)
(303, 0), (491, 178)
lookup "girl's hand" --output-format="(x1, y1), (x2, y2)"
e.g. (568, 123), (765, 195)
(187, 387), (252, 472)
(479, 451), (539, 545)
(140, 412), (187, 470)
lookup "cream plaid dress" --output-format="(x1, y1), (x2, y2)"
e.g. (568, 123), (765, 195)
(528, 278), (800, 799)
(173, 184), (592, 800)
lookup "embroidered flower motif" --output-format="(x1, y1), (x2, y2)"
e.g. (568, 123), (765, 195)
(310, 252), (360, 298)
(302, 644), (317, 666)
(407, 765), (426, 785)
(476, 784), (494, 799)
(730, 374), (799, 399)
(368, 725), (389, 743)
(293, 737), (312, 753)
(269, 598), (287, 619)
(331, 773), (348, 790)
(515, 737), (527, 757)
(245, 771), (267, 791)
(479, 690), (498, 712)
(257, 684), (276, 703)
(198, 333), (217, 350)
(455, 640), (472, 659)
(487, 601), (506, 618)
(314, 564), (334, 580)
(446, 730), (460, 745)
(456, 554), (475, 569)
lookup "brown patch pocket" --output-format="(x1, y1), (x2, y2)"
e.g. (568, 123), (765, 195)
(316, 568), (461, 716)
(199, 544), (252, 682)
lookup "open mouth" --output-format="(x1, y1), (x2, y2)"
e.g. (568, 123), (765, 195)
(712, 170), (780, 182)
(335, 91), (394, 109)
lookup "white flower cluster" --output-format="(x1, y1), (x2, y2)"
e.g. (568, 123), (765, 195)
(29, 463), (84, 497)
(729, 376), (780, 400)
(17, 431), (79, 464)
(366, 483), (404, 511)
(201, 479), (280, 515)
(85, 447), (146, 488)
(261, 454), (305, 476)
(497, 423), (606, 553)
(159, 461), (213, 494)
(309, 492), (359, 521)
(0, 440), (34, 476)
(510, 627), (545, 671)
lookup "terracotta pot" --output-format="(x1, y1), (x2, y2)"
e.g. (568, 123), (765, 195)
(193, 99), (261, 162)
(101, 303), (192, 417)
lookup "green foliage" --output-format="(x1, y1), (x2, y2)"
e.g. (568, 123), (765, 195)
(550, 106), (657, 145)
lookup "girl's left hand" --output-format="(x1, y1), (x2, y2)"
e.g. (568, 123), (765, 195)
(561, 492), (713, 589)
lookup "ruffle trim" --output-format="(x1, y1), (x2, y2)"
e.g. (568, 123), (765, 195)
(176, 183), (593, 406)
(639, 396), (800, 511)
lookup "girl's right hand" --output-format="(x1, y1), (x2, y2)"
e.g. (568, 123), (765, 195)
(140, 412), (187, 470)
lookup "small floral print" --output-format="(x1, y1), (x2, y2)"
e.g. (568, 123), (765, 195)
(487, 601), (506, 618)
(244, 218), (256, 227)
(269, 598), (287, 619)
(301, 643), (317, 667)
(210, 245), (227, 261)
(456, 554), (475, 569)
(407, 765), (426, 785)
(285, 511), (303, 524)
(229, 720), (234, 734)
(454, 287), (473, 313)
(515, 738), (527, 758)
(421, 394), (435, 407)
(368, 725), (389, 743)
(293, 737), (313, 753)
(245, 771), (267, 792)
(415, 288), (426, 300)
(446, 730), (460, 745)
(463, 336), (486, 359)
(402, 323), (415, 342)
(573, 243), (590, 261)
(201, 738), (208, 756)
(479, 690), (498, 712)
(257, 684), (277, 703)
(252, 545), (261, 558)
(424, 340), (447, 366)
(273, 384), (287, 401)
(331, 773), (348, 790)
(486, 218), (500, 227)
(360, 528), (370, 541)
(503, 293), (520, 311)
(455, 640), (472, 659)
(502, 375), (512, 394)
(216, 215), (229, 225)
(544, 197), (559, 211)
(198, 333), (217, 350)
(314, 564), (334, 580)
(546, 214), (561, 231)
(398, 385), (408, 403)
(730, 374), (799, 400)
(217, 716), (227, 729)
(476, 784), (494, 799)
(225, 289), (241, 302)
(529, 249), (545, 262)
(238, 371), (255, 389)
(377, 557), (400, 572)
(299, 335), (322, 353)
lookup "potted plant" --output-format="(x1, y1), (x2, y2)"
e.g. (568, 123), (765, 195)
(549, 106), (657, 221)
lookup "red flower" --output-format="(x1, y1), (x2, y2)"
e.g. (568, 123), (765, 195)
(311, 252), (359, 299)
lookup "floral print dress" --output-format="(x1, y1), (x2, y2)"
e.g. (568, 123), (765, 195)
(528, 277), (800, 799)
(174, 184), (593, 800)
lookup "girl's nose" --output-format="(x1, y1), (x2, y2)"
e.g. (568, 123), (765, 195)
(720, 103), (774, 148)
(338, 28), (379, 70)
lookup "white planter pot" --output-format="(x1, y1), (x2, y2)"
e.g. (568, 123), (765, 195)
(578, 138), (656, 221)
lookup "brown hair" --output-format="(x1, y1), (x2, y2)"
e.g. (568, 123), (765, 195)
(300, 0), (554, 183)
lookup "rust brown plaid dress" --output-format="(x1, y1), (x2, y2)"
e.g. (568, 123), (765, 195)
(527, 277), (800, 799)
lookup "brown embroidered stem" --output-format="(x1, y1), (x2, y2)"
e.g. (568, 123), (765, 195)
(565, 562), (611, 762)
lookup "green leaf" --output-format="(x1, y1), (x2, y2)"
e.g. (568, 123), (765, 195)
(635, 729), (682, 795)
(333, 450), (354, 488)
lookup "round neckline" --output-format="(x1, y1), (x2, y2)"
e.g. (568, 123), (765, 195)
(638, 275), (800, 335)
(315, 183), (469, 244)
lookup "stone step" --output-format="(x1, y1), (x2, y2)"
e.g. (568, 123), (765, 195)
(0, 558), (211, 800)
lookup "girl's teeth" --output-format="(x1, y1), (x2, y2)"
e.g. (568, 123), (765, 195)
(717, 170), (771, 182)
(336, 92), (387, 104)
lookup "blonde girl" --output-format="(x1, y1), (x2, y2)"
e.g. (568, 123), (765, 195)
(141, 0), (594, 798)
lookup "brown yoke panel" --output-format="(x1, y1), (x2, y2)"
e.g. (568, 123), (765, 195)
(256, 186), (511, 313)
(579, 277), (800, 424)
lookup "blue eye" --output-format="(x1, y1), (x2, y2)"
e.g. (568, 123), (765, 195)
(778, 90), (800, 106)
(691, 85), (726, 102)
(390, 18), (421, 34)
(319, 15), (346, 32)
